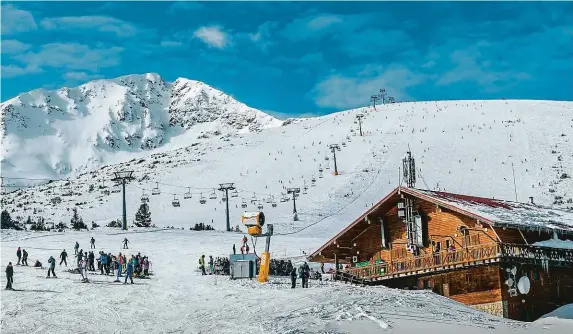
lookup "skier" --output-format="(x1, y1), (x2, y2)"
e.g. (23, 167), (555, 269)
(60, 249), (68, 266)
(208, 255), (214, 275)
(114, 257), (122, 282)
(301, 262), (310, 288)
(98, 252), (108, 275)
(125, 259), (134, 284)
(5, 262), (14, 290)
(74, 242), (79, 255)
(76, 249), (84, 267)
(16, 247), (22, 265)
(199, 255), (206, 275)
(88, 251), (95, 271)
(47, 256), (57, 278)
(143, 257), (150, 276)
(123, 238), (129, 249)
(22, 249), (29, 266)
(232, 244), (236, 255)
(90, 237), (95, 249)
(321, 263), (325, 274)
(290, 266), (297, 289)
(79, 258), (88, 283)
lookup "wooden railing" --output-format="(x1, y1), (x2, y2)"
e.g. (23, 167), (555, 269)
(343, 243), (573, 280)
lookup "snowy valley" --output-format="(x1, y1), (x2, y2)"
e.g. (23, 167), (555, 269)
(2, 74), (573, 334)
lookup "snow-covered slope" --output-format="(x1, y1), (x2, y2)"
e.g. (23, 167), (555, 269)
(0, 73), (282, 179)
(2, 99), (572, 241)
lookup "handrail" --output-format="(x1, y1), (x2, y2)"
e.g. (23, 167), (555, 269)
(344, 242), (573, 280)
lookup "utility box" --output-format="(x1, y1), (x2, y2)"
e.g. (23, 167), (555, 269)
(231, 260), (255, 280)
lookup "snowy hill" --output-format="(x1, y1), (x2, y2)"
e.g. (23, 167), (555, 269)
(0, 73), (282, 179)
(1, 98), (572, 241)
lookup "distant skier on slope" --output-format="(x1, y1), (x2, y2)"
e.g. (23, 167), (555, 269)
(74, 242), (79, 255)
(60, 249), (68, 266)
(199, 255), (206, 275)
(290, 267), (297, 289)
(21, 249), (29, 266)
(16, 247), (22, 265)
(90, 237), (95, 249)
(5, 262), (14, 290)
(123, 238), (129, 249)
(47, 256), (57, 278)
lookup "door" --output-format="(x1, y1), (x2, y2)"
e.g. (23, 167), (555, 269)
(442, 283), (450, 297)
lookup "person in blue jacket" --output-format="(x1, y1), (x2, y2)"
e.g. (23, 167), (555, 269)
(98, 252), (108, 275)
(124, 259), (134, 284)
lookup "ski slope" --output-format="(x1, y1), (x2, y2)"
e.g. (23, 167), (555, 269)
(2, 99), (572, 241)
(2, 228), (568, 334)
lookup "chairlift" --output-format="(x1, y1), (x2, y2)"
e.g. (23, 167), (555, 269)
(111, 183), (121, 193)
(222, 194), (227, 202)
(172, 195), (180, 207)
(152, 182), (160, 195)
(319, 172), (324, 179)
(257, 202), (264, 210)
(199, 193), (206, 204)
(184, 188), (192, 199)
(280, 195), (286, 203)
(231, 189), (239, 198)
(272, 200), (277, 208)
(102, 189), (110, 196)
(324, 155), (329, 161)
(250, 193), (257, 204)
(266, 196), (273, 204)
(209, 189), (217, 200)
(326, 164), (330, 170)
(318, 166), (324, 173)
(342, 142), (346, 147)
(241, 200), (247, 208)
(303, 188), (308, 195)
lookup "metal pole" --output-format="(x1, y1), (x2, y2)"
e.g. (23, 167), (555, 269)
(122, 179), (127, 230)
(225, 188), (230, 231)
(333, 148), (338, 175)
(292, 192), (297, 214)
(359, 118), (363, 136)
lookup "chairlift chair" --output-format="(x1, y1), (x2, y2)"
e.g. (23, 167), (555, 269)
(140, 190), (149, 203)
(324, 155), (329, 161)
(257, 202), (264, 210)
(250, 193), (257, 204)
(209, 189), (217, 200)
(222, 195), (227, 202)
(342, 142), (346, 147)
(241, 200), (247, 208)
(272, 200), (277, 208)
(319, 172), (324, 179)
(318, 166), (324, 173)
(199, 193), (206, 204)
(266, 196), (273, 204)
(231, 189), (239, 198)
(172, 195), (180, 207)
(111, 183), (121, 193)
(103, 189), (110, 196)
(152, 183), (161, 195)
(303, 188), (308, 195)
(326, 164), (330, 170)
(184, 188), (192, 199)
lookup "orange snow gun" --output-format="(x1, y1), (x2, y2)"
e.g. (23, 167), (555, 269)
(242, 211), (265, 236)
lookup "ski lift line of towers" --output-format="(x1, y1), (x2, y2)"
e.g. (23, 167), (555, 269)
(39, 107), (370, 220)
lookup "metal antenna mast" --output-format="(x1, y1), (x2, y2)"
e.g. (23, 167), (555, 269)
(218, 182), (236, 231)
(355, 114), (365, 136)
(402, 148), (416, 188)
(329, 144), (341, 176)
(112, 171), (135, 230)
(287, 187), (301, 221)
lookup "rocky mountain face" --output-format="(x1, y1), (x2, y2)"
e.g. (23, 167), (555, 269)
(0, 73), (283, 178)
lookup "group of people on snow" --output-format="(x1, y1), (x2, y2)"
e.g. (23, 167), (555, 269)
(6, 238), (148, 290)
(198, 255), (215, 275)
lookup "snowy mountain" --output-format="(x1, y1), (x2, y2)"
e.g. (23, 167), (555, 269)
(0, 73), (282, 179)
(2, 99), (572, 240)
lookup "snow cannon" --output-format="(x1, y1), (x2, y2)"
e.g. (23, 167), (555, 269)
(242, 211), (265, 236)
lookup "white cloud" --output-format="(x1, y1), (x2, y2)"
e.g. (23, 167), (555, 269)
(13, 43), (124, 73)
(1, 40), (31, 54)
(193, 26), (229, 49)
(306, 15), (342, 30)
(1, 5), (37, 35)
(1, 64), (41, 78)
(40, 16), (138, 37)
(62, 71), (103, 82)
(312, 65), (425, 109)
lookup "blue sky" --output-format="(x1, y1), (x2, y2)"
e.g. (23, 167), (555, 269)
(1, 1), (572, 117)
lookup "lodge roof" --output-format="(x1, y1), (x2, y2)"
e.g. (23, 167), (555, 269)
(310, 187), (573, 261)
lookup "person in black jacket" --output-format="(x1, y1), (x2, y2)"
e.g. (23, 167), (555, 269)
(290, 267), (297, 289)
(90, 237), (95, 249)
(16, 247), (22, 265)
(5, 262), (14, 290)
(22, 249), (29, 266)
(60, 249), (68, 266)
(301, 262), (310, 288)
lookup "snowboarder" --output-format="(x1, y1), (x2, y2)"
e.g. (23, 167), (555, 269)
(125, 259), (134, 284)
(290, 267), (297, 289)
(90, 237), (95, 249)
(199, 255), (206, 275)
(123, 238), (129, 249)
(22, 249), (28, 266)
(208, 255), (214, 275)
(16, 247), (22, 265)
(5, 262), (14, 290)
(60, 249), (68, 266)
(74, 242), (79, 255)
(47, 256), (57, 278)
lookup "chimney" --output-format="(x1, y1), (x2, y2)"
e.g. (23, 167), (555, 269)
(529, 196), (534, 204)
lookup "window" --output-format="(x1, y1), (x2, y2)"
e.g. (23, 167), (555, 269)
(445, 240), (451, 249)
(423, 280), (431, 289)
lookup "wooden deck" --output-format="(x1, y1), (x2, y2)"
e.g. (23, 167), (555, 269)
(342, 243), (573, 283)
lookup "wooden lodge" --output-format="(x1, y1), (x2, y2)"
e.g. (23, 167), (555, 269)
(309, 187), (573, 321)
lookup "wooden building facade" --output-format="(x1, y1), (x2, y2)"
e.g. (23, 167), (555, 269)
(310, 187), (573, 321)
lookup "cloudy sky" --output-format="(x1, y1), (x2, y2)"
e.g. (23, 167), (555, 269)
(1, 1), (572, 117)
